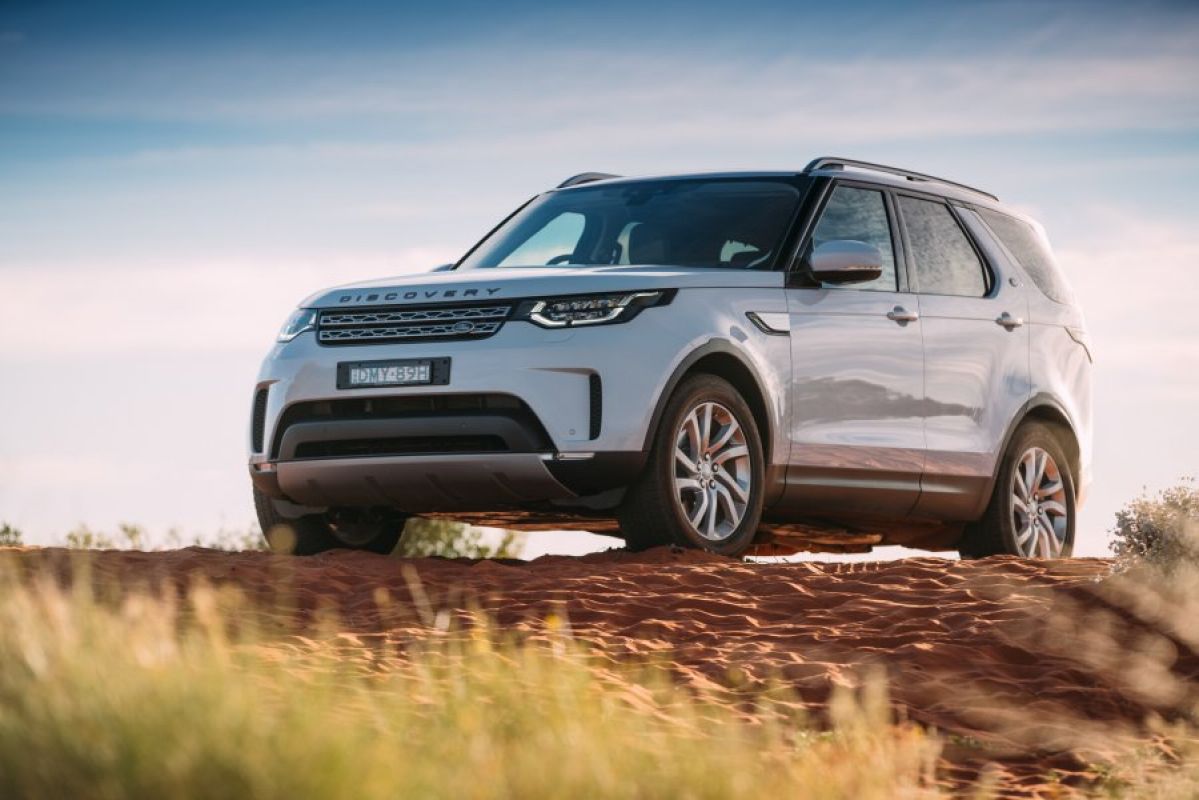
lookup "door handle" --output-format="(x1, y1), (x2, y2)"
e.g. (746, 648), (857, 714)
(886, 306), (919, 323)
(995, 312), (1024, 330)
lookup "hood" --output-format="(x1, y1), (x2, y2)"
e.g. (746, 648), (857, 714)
(300, 265), (784, 308)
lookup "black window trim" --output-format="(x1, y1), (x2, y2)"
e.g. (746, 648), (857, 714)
(767, 175), (820, 273)
(454, 194), (539, 270)
(785, 177), (910, 294)
(890, 188), (998, 300)
(783, 175), (834, 277)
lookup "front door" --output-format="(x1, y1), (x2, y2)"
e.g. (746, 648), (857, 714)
(782, 183), (925, 516)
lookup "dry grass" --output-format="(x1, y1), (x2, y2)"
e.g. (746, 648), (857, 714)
(0, 562), (942, 800)
(6, 478), (1199, 797)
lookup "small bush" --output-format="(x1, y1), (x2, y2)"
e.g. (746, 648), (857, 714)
(194, 526), (269, 552)
(1110, 479), (1199, 571)
(63, 522), (145, 550)
(398, 518), (524, 559)
(0, 523), (22, 546)
(55, 519), (517, 557)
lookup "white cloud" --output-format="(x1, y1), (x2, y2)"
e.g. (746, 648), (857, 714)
(1058, 207), (1199, 362)
(4, 27), (1198, 142)
(0, 248), (457, 358)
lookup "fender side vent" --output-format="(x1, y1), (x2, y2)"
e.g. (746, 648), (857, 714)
(588, 374), (602, 440)
(251, 387), (269, 453)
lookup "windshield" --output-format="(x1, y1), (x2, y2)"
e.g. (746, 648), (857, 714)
(458, 178), (806, 270)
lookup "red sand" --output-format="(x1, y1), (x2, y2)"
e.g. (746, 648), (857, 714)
(8, 546), (1192, 797)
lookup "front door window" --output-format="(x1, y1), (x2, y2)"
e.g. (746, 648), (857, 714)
(808, 186), (898, 292)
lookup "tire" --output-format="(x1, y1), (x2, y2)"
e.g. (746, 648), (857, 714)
(619, 374), (765, 557)
(253, 487), (406, 555)
(959, 421), (1076, 559)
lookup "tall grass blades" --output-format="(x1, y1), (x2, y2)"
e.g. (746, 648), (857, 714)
(0, 564), (940, 800)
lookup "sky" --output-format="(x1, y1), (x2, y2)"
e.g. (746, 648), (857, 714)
(1, 0), (1197, 557)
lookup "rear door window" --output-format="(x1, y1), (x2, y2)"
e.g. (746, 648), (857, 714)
(899, 196), (989, 297)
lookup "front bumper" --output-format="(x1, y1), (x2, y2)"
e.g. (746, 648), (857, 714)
(249, 315), (672, 510)
(252, 318), (677, 463)
(255, 452), (575, 510)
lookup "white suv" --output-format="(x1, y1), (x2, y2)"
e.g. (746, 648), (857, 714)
(249, 158), (1092, 559)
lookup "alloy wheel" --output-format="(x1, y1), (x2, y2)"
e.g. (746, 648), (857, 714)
(673, 401), (752, 542)
(1010, 447), (1069, 557)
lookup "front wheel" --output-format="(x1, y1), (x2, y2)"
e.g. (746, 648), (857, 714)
(253, 487), (406, 555)
(960, 422), (1076, 559)
(619, 374), (765, 557)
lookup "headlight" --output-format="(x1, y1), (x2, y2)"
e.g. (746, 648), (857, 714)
(519, 291), (670, 328)
(277, 308), (318, 342)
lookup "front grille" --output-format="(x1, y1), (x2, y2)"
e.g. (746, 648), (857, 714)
(317, 304), (511, 345)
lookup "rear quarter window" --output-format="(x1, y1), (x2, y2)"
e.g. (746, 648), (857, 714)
(977, 208), (1074, 304)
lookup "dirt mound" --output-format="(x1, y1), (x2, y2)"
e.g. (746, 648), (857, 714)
(9, 546), (1189, 796)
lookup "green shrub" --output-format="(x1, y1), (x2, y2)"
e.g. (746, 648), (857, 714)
(398, 517), (524, 559)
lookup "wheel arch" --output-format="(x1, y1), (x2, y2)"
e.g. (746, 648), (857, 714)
(984, 395), (1082, 512)
(1023, 404), (1081, 486)
(642, 340), (784, 504)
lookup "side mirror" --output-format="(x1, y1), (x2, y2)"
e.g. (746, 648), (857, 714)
(807, 240), (883, 285)
(431, 263), (456, 272)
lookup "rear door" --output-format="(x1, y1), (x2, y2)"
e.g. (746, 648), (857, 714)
(894, 194), (1031, 519)
(781, 182), (925, 516)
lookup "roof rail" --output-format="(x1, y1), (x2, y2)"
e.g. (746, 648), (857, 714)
(803, 157), (998, 202)
(557, 172), (621, 189)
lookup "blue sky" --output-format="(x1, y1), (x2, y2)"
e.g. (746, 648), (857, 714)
(2, 0), (1197, 555)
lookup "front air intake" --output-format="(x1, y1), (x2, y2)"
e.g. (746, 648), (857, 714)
(588, 374), (603, 440)
(251, 387), (269, 453)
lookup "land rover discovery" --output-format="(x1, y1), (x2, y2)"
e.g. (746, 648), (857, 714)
(249, 158), (1092, 559)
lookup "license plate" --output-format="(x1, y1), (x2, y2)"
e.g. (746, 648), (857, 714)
(336, 358), (450, 389)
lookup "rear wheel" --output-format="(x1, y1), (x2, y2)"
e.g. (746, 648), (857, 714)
(960, 422), (1076, 558)
(620, 374), (764, 557)
(253, 487), (406, 555)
